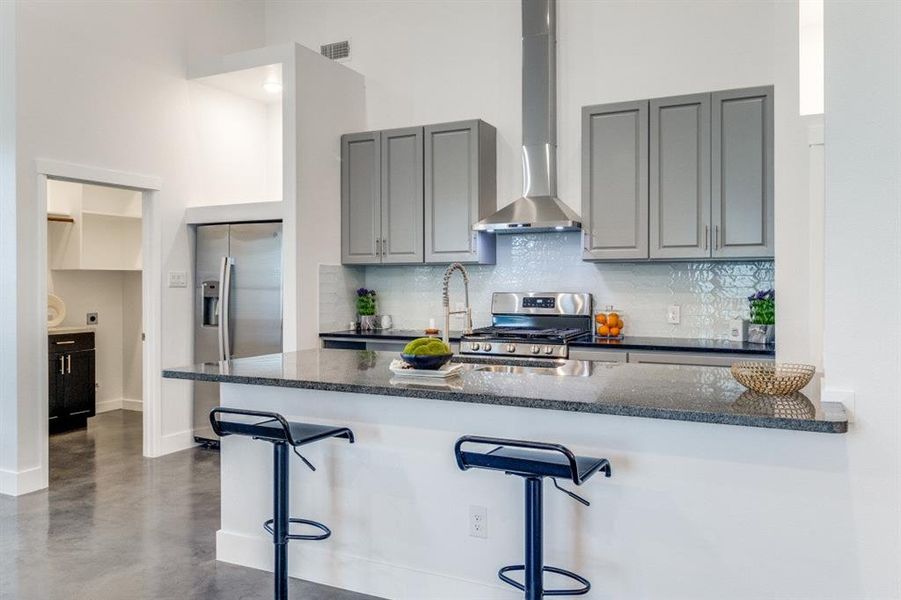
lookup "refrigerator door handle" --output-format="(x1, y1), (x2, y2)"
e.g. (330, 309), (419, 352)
(217, 257), (227, 361)
(220, 256), (235, 361)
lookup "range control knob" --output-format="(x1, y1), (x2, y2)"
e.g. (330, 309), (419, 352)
(470, 342), (480, 351)
(543, 346), (554, 355)
(506, 344), (516, 353)
(530, 345), (540, 354)
(483, 343), (492, 352)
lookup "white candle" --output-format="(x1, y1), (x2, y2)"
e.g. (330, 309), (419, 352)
(429, 318), (436, 330)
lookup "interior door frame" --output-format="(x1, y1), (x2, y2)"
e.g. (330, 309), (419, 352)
(36, 160), (163, 480)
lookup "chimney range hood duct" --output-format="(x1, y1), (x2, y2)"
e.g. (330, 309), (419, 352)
(474, 0), (581, 233)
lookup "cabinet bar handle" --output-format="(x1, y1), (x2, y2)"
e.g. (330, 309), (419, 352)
(715, 225), (721, 250)
(59, 356), (65, 375)
(67, 355), (71, 374)
(55, 340), (75, 345)
(382, 238), (387, 256)
(69, 410), (91, 416)
(704, 225), (709, 250)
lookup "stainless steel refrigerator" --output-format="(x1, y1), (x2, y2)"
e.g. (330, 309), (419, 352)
(193, 222), (282, 444)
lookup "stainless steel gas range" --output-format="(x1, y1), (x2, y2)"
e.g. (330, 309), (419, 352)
(460, 292), (593, 360)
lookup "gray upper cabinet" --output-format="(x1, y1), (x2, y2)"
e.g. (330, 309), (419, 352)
(649, 93), (711, 259)
(424, 120), (496, 264)
(582, 85), (773, 263)
(711, 86), (774, 259)
(341, 131), (381, 264)
(381, 127), (424, 264)
(581, 101), (649, 260)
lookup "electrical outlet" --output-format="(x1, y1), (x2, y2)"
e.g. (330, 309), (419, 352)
(667, 305), (681, 324)
(168, 271), (188, 288)
(86, 312), (98, 325)
(469, 505), (487, 539)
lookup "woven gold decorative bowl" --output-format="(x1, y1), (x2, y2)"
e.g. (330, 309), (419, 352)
(730, 362), (816, 395)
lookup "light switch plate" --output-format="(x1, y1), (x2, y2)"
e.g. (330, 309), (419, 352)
(168, 271), (188, 288)
(667, 305), (681, 324)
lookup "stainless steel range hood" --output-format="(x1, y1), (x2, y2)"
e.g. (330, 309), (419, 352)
(474, 0), (581, 233)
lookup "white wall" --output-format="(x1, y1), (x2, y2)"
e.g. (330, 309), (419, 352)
(188, 80), (282, 205)
(265, 0), (817, 362)
(290, 46), (366, 349)
(822, 0), (901, 596)
(0, 0), (20, 493)
(122, 271), (143, 406)
(3, 0), (266, 494)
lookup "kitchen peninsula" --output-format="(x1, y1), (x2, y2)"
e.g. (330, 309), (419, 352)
(164, 348), (848, 599)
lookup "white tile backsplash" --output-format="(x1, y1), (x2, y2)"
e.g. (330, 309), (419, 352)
(318, 264), (364, 333)
(320, 232), (773, 339)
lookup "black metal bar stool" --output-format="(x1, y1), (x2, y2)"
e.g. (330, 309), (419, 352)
(455, 435), (611, 599)
(210, 408), (354, 600)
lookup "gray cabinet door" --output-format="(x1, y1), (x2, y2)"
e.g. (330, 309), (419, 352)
(581, 100), (649, 260)
(711, 86), (774, 259)
(424, 120), (496, 264)
(650, 93), (711, 259)
(341, 131), (382, 264)
(381, 127), (424, 264)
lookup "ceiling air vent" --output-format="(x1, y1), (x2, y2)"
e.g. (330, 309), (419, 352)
(320, 40), (351, 62)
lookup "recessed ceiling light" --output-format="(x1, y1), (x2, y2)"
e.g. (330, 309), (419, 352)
(262, 80), (282, 94)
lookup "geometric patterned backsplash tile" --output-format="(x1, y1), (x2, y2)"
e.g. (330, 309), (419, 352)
(320, 232), (774, 340)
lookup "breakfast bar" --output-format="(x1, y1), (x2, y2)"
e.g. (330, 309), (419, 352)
(164, 349), (850, 599)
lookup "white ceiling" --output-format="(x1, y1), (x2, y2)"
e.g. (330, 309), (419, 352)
(193, 63), (283, 105)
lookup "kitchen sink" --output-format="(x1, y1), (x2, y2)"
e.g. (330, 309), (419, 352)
(469, 362), (592, 377)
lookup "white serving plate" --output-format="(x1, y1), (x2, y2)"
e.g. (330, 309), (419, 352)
(47, 293), (66, 328)
(389, 359), (463, 379)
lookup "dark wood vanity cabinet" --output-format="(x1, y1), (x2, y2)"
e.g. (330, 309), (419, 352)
(48, 332), (96, 432)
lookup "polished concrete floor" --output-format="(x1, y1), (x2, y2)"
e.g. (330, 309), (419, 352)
(0, 411), (381, 600)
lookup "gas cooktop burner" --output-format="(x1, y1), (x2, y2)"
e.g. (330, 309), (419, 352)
(467, 326), (585, 341)
(460, 292), (594, 359)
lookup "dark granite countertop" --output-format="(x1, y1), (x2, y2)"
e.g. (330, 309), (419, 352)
(569, 335), (775, 356)
(320, 329), (775, 356)
(163, 349), (845, 434)
(319, 329), (464, 342)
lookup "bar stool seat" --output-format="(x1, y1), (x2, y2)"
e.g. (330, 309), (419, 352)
(210, 407), (354, 600)
(455, 436), (611, 599)
(215, 416), (353, 447)
(456, 446), (610, 483)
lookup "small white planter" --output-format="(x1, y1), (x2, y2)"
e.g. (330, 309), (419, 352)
(747, 324), (775, 344)
(358, 315), (379, 331)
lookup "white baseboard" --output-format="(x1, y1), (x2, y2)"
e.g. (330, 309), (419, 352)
(96, 398), (142, 413)
(95, 398), (123, 413)
(0, 465), (46, 496)
(216, 530), (516, 600)
(155, 429), (198, 456)
(122, 398), (143, 412)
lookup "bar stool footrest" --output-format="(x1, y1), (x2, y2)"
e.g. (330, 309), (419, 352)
(263, 518), (332, 541)
(498, 564), (591, 596)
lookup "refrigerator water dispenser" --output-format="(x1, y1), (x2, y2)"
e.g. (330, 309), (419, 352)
(202, 280), (219, 327)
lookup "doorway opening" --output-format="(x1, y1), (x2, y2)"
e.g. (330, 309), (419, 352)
(44, 178), (146, 476)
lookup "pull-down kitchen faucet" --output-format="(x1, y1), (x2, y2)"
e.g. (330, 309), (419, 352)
(442, 262), (473, 345)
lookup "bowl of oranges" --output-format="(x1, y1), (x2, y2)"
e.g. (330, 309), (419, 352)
(594, 309), (625, 339)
